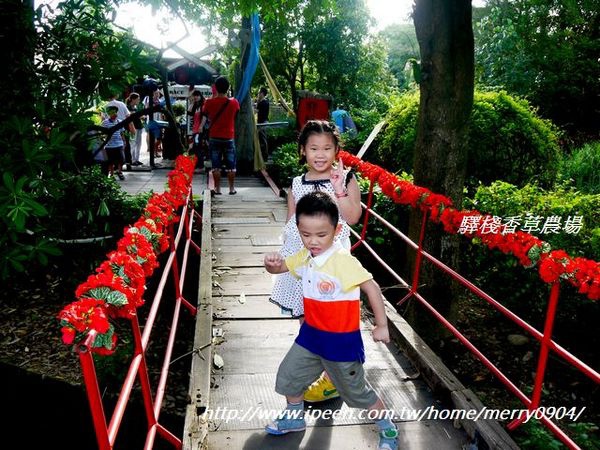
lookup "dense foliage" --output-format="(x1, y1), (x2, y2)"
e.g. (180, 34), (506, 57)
(559, 141), (600, 195)
(257, 0), (398, 110)
(269, 142), (305, 188)
(373, 90), (561, 191)
(465, 181), (600, 261)
(475, 0), (600, 141)
(0, 0), (158, 278)
(378, 24), (419, 90)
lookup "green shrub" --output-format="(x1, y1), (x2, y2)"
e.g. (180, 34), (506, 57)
(559, 141), (600, 194)
(372, 91), (419, 172)
(374, 90), (561, 190)
(269, 142), (305, 189)
(42, 166), (151, 240)
(465, 180), (600, 260)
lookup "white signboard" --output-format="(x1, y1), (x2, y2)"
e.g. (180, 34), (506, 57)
(167, 84), (213, 135)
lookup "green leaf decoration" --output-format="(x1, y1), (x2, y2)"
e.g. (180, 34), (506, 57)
(84, 286), (128, 307)
(93, 325), (115, 349)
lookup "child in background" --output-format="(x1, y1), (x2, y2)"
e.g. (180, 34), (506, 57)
(270, 120), (362, 403)
(264, 192), (398, 450)
(101, 105), (125, 180)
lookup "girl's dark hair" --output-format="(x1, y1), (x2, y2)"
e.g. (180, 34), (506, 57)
(127, 92), (140, 104)
(297, 120), (341, 164)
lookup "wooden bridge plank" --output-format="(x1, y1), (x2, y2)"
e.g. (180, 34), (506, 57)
(185, 177), (516, 450)
(213, 224), (283, 238)
(208, 420), (469, 449)
(213, 252), (270, 267)
(183, 191), (214, 449)
(213, 217), (271, 224)
(213, 295), (285, 319)
(210, 320), (417, 376)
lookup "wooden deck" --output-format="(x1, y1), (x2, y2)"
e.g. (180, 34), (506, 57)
(182, 176), (482, 450)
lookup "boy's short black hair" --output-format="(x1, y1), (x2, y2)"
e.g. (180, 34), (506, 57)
(214, 76), (230, 94)
(295, 192), (339, 228)
(105, 105), (118, 114)
(259, 87), (268, 96)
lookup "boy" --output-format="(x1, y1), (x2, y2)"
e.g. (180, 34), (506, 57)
(101, 105), (125, 180)
(263, 191), (398, 450)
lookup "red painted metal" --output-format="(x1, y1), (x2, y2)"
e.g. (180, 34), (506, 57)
(77, 330), (110, 450)
(354, 189), (599, 450)
(75, 187), (201, 449)
(351, 180), (375, 251)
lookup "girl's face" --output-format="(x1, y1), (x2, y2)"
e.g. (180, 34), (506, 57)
(302, 133), (338, 175)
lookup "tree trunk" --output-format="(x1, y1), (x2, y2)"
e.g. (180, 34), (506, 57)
(406, 0), (474, 339)
(234, 17), (258, 174)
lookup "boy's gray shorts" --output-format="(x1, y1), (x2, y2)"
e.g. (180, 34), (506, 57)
(275, 343), (378, 409)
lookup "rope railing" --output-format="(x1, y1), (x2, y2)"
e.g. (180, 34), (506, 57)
(58, 155), (201, 450)
(341, 151), (599, 450)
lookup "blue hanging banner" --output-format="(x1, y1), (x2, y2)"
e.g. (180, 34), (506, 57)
(235, 13), (260, 102)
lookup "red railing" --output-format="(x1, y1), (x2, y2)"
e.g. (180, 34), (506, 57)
(351, 177), (599, 450)
(75, 188), (201, 450)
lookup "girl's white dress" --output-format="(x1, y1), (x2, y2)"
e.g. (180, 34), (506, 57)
(270, 172), (353, 317)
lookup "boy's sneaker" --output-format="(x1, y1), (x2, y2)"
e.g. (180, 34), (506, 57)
(303, 373), (339, 402)
(378, 427), (398, 450)
(265, 417), (306, 435)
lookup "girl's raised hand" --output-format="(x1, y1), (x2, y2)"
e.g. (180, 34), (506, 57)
(330, 158), (344, 193)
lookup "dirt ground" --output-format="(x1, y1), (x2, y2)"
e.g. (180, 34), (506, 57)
(0, 246), (196, 448)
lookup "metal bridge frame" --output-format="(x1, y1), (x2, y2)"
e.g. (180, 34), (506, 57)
(352, 178), (599, 450)
(75, 188), (201, 450)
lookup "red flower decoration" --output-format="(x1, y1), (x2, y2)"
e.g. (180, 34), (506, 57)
(58, 155), (198, 353)
(339, 150), (599, 301)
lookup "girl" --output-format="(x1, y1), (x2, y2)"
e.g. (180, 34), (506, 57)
(126, 93), (144, 166)
(270, 120), (362, 402)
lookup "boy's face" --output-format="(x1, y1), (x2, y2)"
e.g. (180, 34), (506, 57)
(107, 109), (118, 119)
(297, 213), (339, 257)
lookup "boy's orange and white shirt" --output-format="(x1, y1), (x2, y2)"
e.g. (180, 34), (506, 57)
(285, 242), (373, 362)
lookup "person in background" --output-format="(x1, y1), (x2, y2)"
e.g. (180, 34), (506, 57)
(106, 92), (133, 170)
(331, 105), (357, 137)
(255, 86), (270, 159)
(126, 93), (144, 166)
(101, 105), (126, 180)
(144, 89), (164, 159)
(200, 76), (240, 195)
(263, 192), (398, 450)
(187, 89), (205, 170)
(256, 86), (270, 124)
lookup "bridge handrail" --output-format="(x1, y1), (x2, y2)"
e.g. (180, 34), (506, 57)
(58, 155), (201, 450)
(340, 151), (598, 450)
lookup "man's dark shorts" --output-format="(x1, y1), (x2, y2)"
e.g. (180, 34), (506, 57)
(209, 138), (236, 172)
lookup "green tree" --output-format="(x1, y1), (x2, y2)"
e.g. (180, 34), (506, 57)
(301, 0), (398, 110)
(475, 0), (600, 141)
(379, 23), (419, 90)
(0, 0), (158, 278)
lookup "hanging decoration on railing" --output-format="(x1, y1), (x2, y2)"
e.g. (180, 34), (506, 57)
(339, 150), (600, 301)
(58, 155), (197, 354)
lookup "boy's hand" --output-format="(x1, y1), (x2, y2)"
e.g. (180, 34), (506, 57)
(264, 252), (284, 272)
(372, 324), (390, 344)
